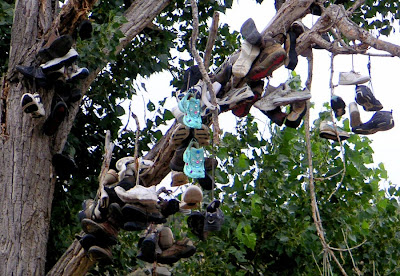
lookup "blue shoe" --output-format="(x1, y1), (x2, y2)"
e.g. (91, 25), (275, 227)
(178, 90), (202, 129)
(183, 139), (205, 179)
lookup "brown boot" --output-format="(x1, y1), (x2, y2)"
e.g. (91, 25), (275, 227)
(157, 237), (196, 265)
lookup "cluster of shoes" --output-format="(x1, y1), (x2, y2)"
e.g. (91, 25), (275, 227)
(320, 71), (394, 141)
(17, 20), (92, 136)
(76, 153), (224, 268)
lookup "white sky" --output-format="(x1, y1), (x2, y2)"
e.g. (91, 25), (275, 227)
(125, 0), (400, 187)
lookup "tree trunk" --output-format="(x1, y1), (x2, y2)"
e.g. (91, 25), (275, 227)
(0, 0), (170, 275)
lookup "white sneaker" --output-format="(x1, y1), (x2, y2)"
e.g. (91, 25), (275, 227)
(114, 185), (158, 205)
(253, 84), (279, 111)
(232, 40), (260, 78)
(116, 156), (136, 181)
(217, 85), (254, 108)
(338, 72), (370, 85)
(20, 93), (46, 118)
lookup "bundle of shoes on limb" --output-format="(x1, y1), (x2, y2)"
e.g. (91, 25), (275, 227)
(17, 19), (93, 135)
(320, 71), (394, 142)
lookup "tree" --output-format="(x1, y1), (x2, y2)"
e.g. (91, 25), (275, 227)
(1, 0), (399, 275)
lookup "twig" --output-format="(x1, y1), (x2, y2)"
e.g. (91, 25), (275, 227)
(130, 112), (141, 186)
(190, 0), (221, 145)
(97, 130), (115, 210)
(341, 229), (361, 275)
(312, 250), (324, 276)
(204, 12), (219, 70)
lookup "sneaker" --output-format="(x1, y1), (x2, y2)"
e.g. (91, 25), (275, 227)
(240, 18), (262, 47)
(169, 144), (187, 172)
(355, 85), (383, 111)
(170, 123), (190, 148)
(66, 64), (89, 82)
(204, 200), (224, 232)
(178, 90), (202, 129)
(42, 99), (68, 136)
(285, 101), (307, 128)
(331, 95), (346, 118)
(51, 153), (78, 180)
(231, 92), (261, 117)
(338, 71), (370, 85)
(187, 211), (206, 240)
(247, 37), (286, 81)
(121, 204), (148, 223)
(78, 233), (117, 252)
(204, 157), (218, 171)
(197, 171), (215, 191)
(310, 2), (322, 15)
(290, 20), (306, 38)
(123, 221), (148, 231)
(349, 102), (362, 128)
(158, 226), (175, 250)
(270, 77), (312, 106)
(38, 34), (73, 61)
(180, 65), (202, 92)
(78, 19), (93, 40)
(159, 198), (180, 218)
(217, 85), (254, 111)
(183, 140), (205, 179)
(232, 40), (260, 78)
(137, 231), (158, 263)
(103, 169), (119, 186)
(319, 120), (350, 141)
(352, 111), (394, 135)
(284, 31), (298, 70)
(114, 185), (158, 205)
(40, 48), (79, 73)
(180, 185), (203, 210)
(157, 237), (196, 265)
(16, 65), (48, 87)
(253, 84), (280, 112)
(213, 63), (232, 87)
(115, 156), (136, 180)
(20, 93), (45, 118)
(87, 245), (113, 263)
(81, 219), (119, 241)
(261, 106), (288, 126)
(193, 124), (210, 146)
(171, 170), (189, 187)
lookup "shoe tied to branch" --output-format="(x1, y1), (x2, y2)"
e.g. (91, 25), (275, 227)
(204, 200), (224, 232)
(40, 48), (79, 73)
(260, 106), (288, 126)
(114, 184), (158, 205)
(247, 37), (286, 81)
(187, 211), (206, 240)
(338, 71), (370, 85)
(217, 84), (254, 111)
(20, 93), (45, 118)
(285, 100), (307, 128)
(355, 85), (383, 111)
(319, 120), (350, 141)
(180, 185), (203, 210)
(115, 156), (136, 181)
(170, 123), (190, 148)
(352, 110), (394, 135)
(66, 64), (89, 82)
(157, 237), (196, 265)
(178, 90), (202, 129)
(16, 65), (48, 88)
(158, 226), (175, 250)
(38, 34), (73, 61)
(232, 40), (260, 78)
(331, 95), (346, 118)
(349, 102), (362, 128)
(240, 18), (262, 47)
(183, 139), (205, 179)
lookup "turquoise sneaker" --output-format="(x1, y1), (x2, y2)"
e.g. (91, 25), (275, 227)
(183, 139), (205, 179)
(178, 90), (202, 129)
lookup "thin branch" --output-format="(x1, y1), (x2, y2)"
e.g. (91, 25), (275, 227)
(190, 0), (221, 145)
(204, 12), (220, 71)
(341, 229), (362, 275)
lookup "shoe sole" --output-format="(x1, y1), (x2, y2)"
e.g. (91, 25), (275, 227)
(170, 124), (190, 147)
(41, 49), (79, 73)
(319, 129), (349, 141)
(272, 93), (311, 107)
(43, 101), (68, 136)
(193, 125), (210, 146)
(249, 51), (286, 81)
(352, 120), (394, 135)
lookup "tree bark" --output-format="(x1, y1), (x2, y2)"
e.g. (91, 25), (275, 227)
(0, 0), (169, 275)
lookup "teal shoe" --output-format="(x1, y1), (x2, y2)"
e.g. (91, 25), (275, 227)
(183, 139), (205, 179)
(178, 90), (202, 129)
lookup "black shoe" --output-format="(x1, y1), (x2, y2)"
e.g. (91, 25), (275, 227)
(355, 85), (383, 111)
(52, 153), (77, 180)
(285, 31), (298, 70)
(78, 19), (93, 40)
(40, 48), (79, 73)
(123, 221), (148, 231)
(263, 106), (288, 126)
(331, 95), (346, 118)
(16, 65), (48, 88)
(204, 200), (224, 232)
(38, 35), (73, 61)
(352, 111), (394, 135)
(121, 204), (147, 223)
(285, 101), (307, 128)
(66, 65), (89, 83)
(197, 171), (215, 190)
(137, 232), (158, 263)
(159, 198), (180, 218)
(180, 65), (202, 92)
(187, 211), (205, 240)
(43, 99), (68, 136)
(309, 3), (322, 16)
(240, 18), (262, 47)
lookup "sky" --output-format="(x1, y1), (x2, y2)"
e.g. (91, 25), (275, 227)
(126, 0), (400, 187)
